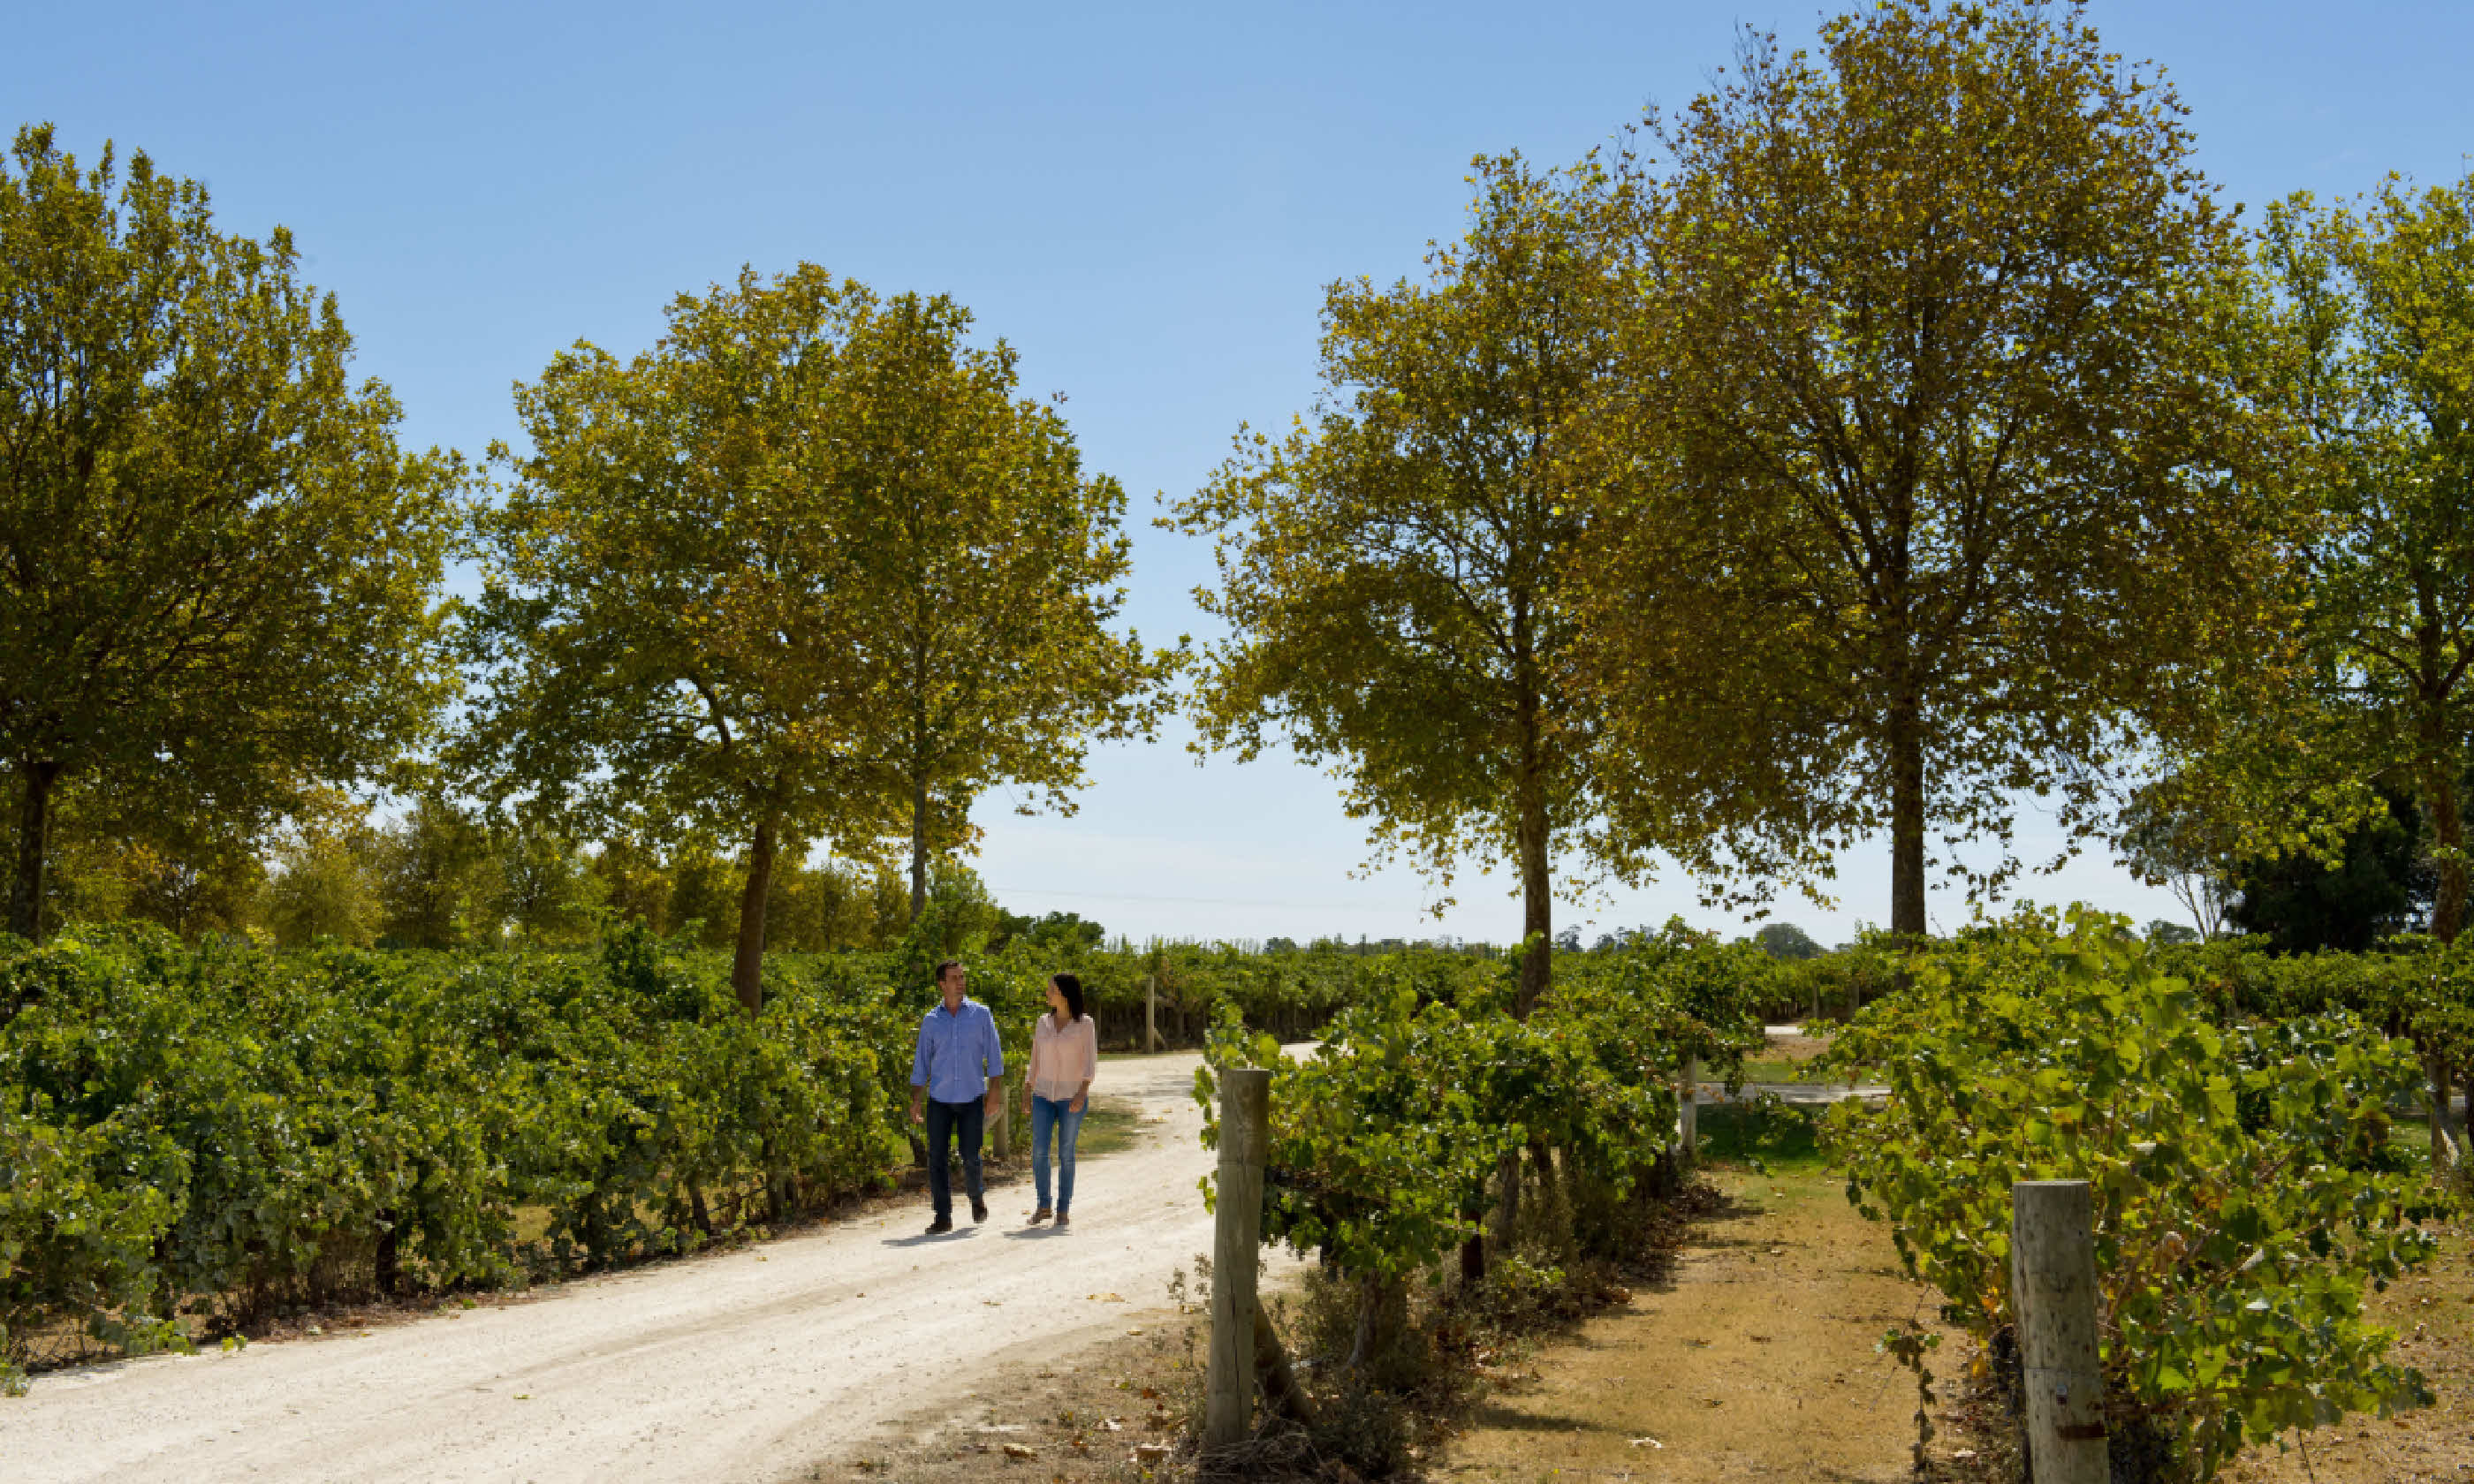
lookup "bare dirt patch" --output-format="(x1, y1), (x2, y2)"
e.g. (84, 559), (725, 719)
(1764, 1030), (1834, 1064)
(1442, 1155), (1958, 1482)
(796, 1312), (1207, 1484)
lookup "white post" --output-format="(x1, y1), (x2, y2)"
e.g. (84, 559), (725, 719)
(2012, 1180), (2107, 1484)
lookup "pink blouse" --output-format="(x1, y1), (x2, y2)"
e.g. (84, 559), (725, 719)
(1028, 1012), (1099, 1102)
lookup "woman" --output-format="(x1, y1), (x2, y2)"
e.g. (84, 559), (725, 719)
(1023, 972), (1098, 1227)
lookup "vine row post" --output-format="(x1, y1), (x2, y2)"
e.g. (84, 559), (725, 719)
(1148, 974), (1159, 1051)
(1205, 1066), (1271, 1453)
(2013, 1179), (2106, 1484)
(992, 1075), (1013, 1162)
(1676, 1057), (1700, 1162)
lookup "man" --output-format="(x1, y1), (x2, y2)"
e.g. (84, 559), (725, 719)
(908, 958), (1005, 1234)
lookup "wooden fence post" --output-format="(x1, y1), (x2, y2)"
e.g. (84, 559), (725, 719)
(1205, 1066), (1271, 1455)
(2431, 1055), (2462, 1171)
(2013, 1179), (2107, 1484)
(991, 1078), (1012, 1162)
(1148, 974), (1160, 1052)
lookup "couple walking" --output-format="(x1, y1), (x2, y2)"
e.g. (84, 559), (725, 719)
(907, 958), (1097, 1236)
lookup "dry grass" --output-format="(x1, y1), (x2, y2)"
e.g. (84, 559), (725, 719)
(1439, 1140), (1957, 1483)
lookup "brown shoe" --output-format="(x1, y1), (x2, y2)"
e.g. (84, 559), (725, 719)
(1053, 1210), (1071, 1229)
(1028, 1208), (1052, 1224)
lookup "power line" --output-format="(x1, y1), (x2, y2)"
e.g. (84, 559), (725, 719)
(990, 883), (1437, 913)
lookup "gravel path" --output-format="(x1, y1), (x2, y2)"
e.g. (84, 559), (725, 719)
(1, 1050), (1272, 1484)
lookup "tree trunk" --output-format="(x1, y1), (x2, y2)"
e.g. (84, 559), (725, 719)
(1886, 691), (1927, 940)
(1492, 1150), (1522, 1253)
(2423, 747), (2465, 944)
(9, 759), (60, 943)
(1347, 1272), (1399, 1370)
(731, 815), (778, 1015)
(1514, 725), (1551, 1018)
(373, 1208), (400, 1297)
(908, 770), (930, 923)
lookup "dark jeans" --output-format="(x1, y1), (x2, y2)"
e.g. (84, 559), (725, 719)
(923, 1096), (984, 1218)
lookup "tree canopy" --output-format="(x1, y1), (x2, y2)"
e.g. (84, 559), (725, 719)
(1567, 0), (2273, 937)
(2188, 173), (2474, 942)
(463, 265), (902, 1008)
(0, 124), (461, 943)
(816, 292), (1177, 921)
(1172, 156), (1617, 1014)
(461, 265), (1165, 1007)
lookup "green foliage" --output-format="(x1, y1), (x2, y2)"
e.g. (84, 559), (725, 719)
(2179, 170), (2474, 942)
(1822, 909), (2442, 1477)
(1172, 155), (1620, 1013)
(1193, 927), (1760, 1289)
(2222, 787), (2435, 951)
(462, 263), (1172, 1007)
(0, 923), (941, 1366)
(1571, 0), (2272, 935)
(0, 124), (463, 940)
(1751, 922), (1823, 961)
(1, 1087), (186, 1393)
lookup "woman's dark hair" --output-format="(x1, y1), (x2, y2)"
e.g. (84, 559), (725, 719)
(1051, 973), (1086, 1023)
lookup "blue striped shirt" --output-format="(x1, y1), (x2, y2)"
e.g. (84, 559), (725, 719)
(910, 997), (1006, 1103)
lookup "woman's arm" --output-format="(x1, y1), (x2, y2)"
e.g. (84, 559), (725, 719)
(1069, 1018), (1097, 1111)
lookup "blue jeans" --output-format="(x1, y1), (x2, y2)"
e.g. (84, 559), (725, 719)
(1029, 1094), (1086, 1214)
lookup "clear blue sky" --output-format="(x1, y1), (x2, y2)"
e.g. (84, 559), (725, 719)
(17, 2), (2471, 945)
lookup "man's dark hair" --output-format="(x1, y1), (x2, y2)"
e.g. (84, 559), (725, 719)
(935, 958), (964, 984)
(1051, 973), (1087, 1023)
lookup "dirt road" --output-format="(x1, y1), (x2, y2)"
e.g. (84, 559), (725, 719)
(2, 1051), (1274, 1484)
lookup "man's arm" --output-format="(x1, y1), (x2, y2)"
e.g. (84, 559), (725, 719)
(980, 1006), (1006, 1117)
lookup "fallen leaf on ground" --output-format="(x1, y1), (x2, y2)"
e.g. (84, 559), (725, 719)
(1628, 1436), (1663, 1449)
(1001, 1442), (1036, 1459)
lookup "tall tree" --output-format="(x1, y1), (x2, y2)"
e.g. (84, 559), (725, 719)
(2119, 781), (2238, 942)
(0, 125), (459, 943)
(486, 819), (605, 943)
(372, 794), (497, 949)
(463, 265), (907, 1010)
(2230, 174), (2474, 942)
(1568, 2), (2271, 936)
(1173, 156), (1615, 1016)
(828, 293), (1175, 920)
